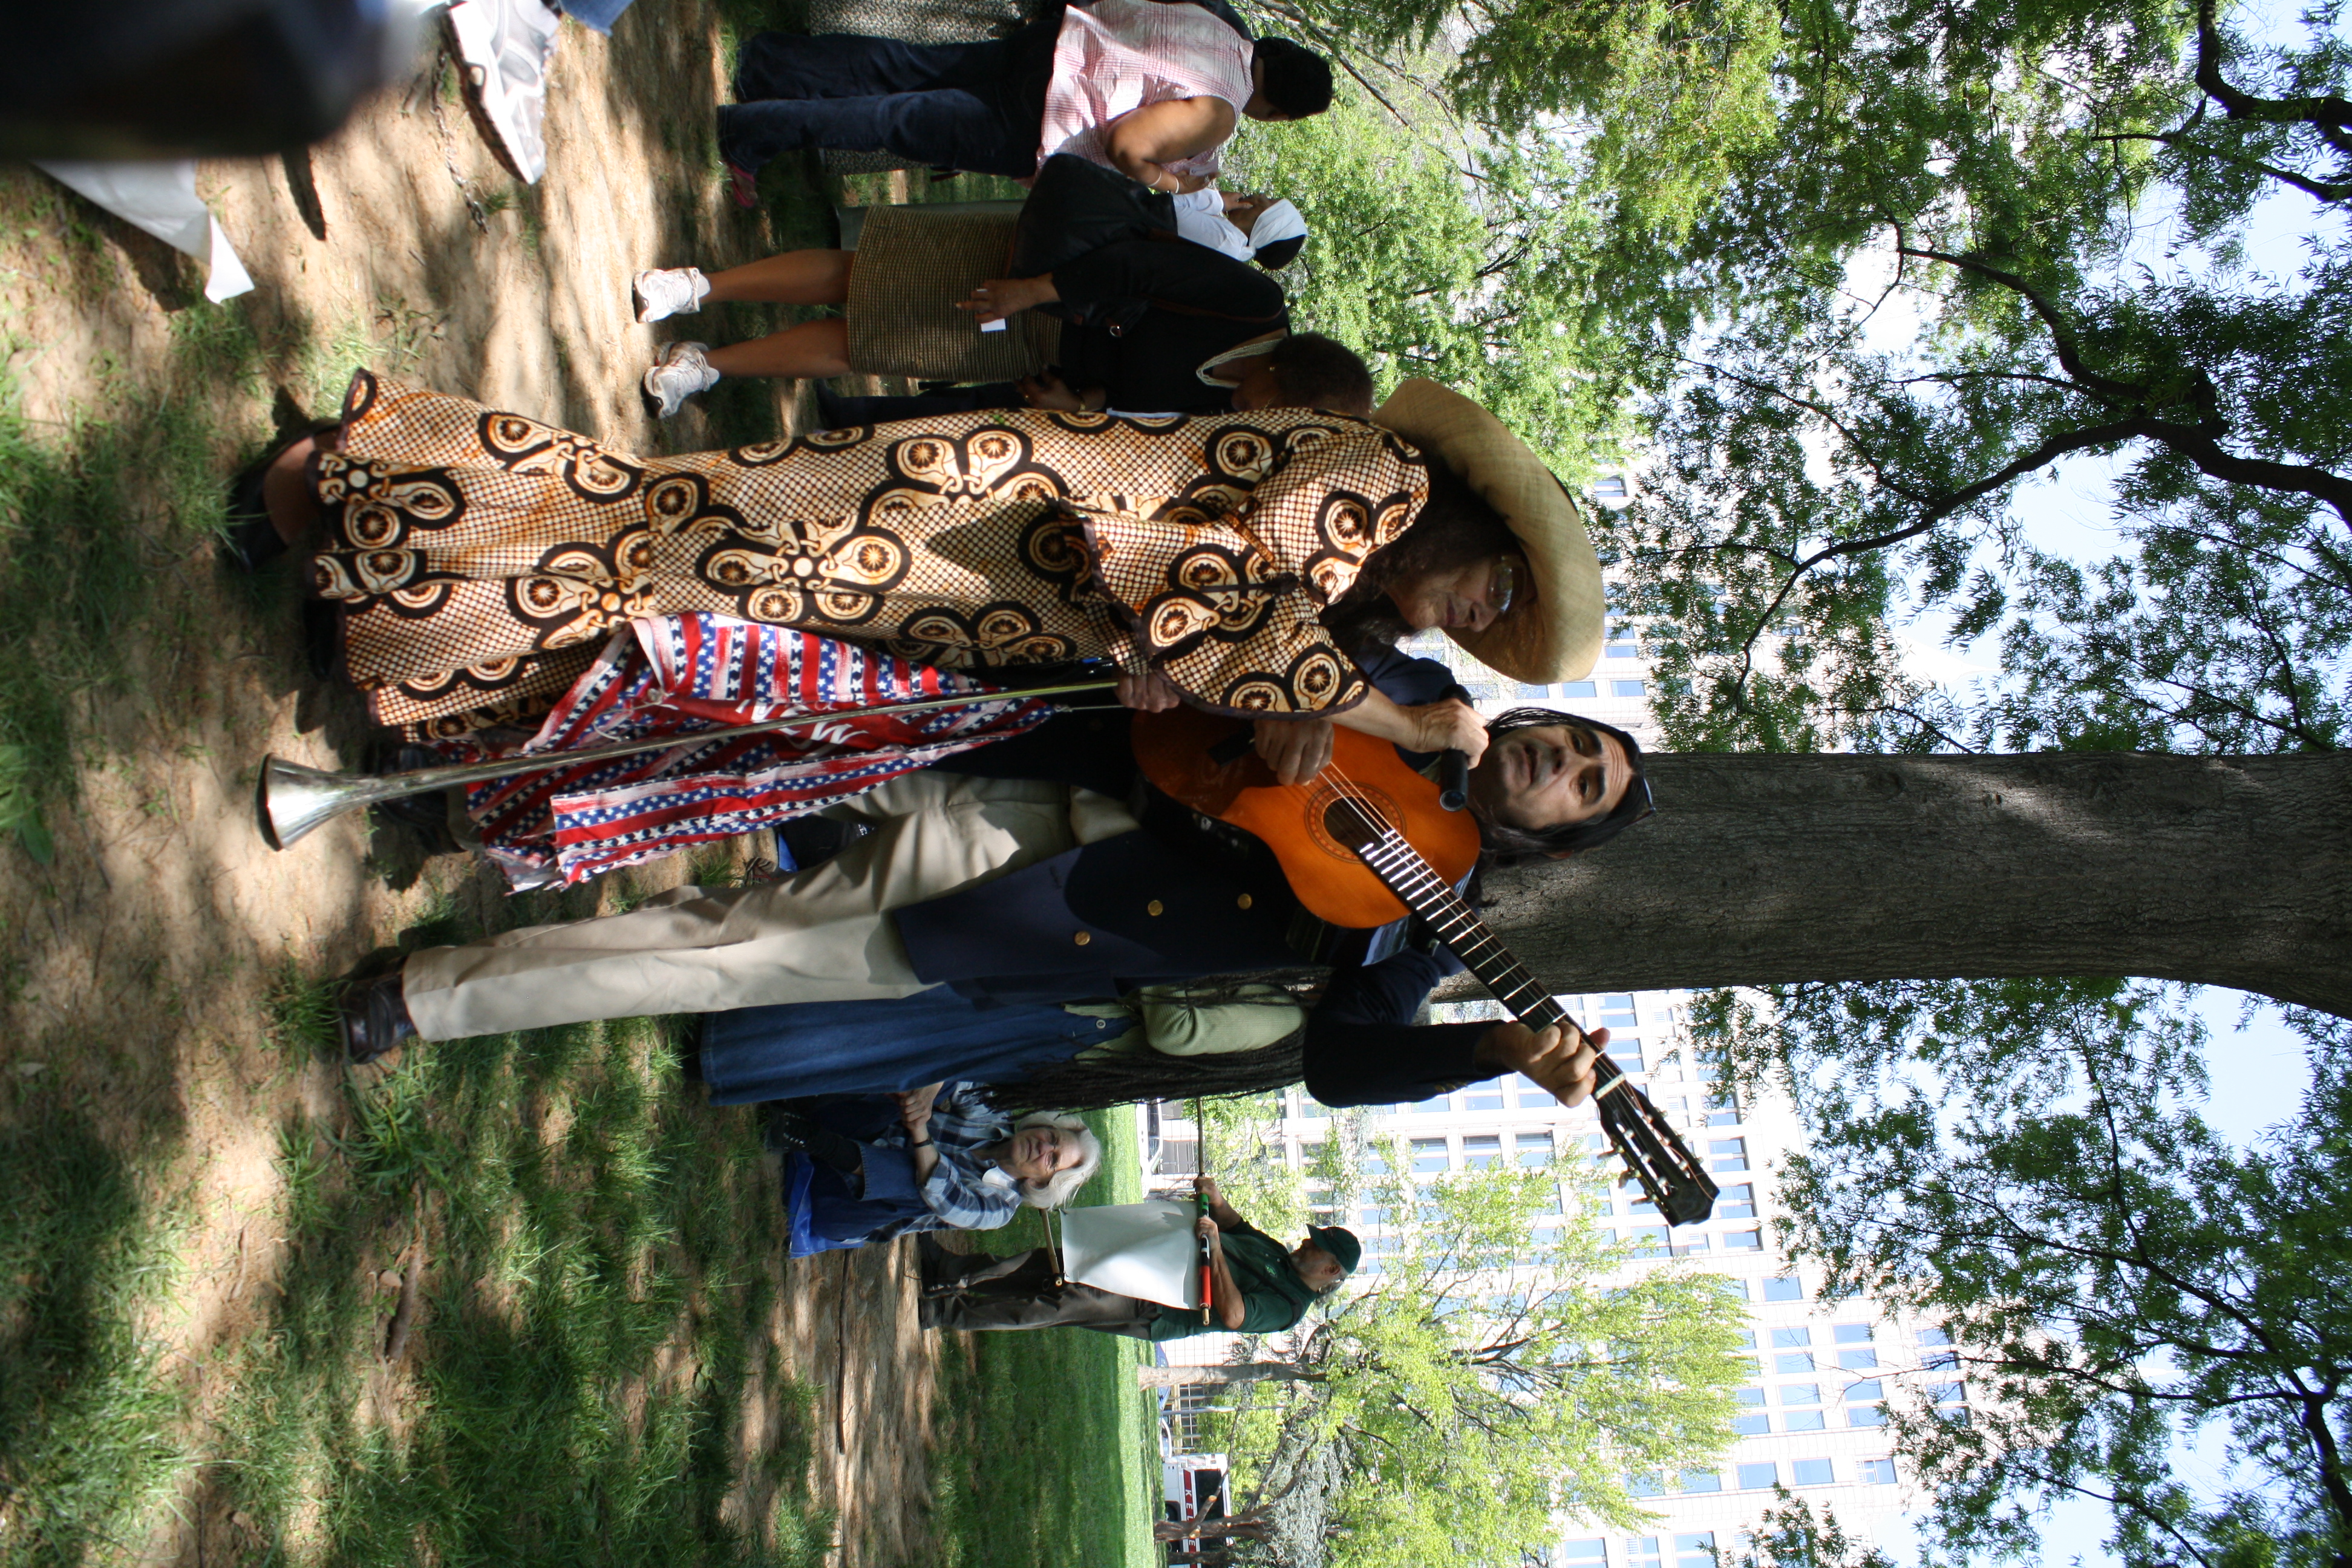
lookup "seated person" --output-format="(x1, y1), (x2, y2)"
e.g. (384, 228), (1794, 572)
(919, 1175), (1356, 1337)
(769, 1081), (1100, 1256)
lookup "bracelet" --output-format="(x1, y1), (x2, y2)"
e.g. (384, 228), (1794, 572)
(910, 1136), (932, 1147)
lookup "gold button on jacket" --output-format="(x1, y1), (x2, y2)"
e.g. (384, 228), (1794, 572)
(1146, 900), (1165, 916)
(1073, 931), (1092, 946)
(1235, 893), (1253, 909)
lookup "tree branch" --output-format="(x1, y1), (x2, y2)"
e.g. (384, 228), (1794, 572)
(2194, 0), (2352, 160)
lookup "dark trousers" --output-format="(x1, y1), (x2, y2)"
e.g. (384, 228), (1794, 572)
(719, 27), (1059, 176)
(815, 382), (1024, 426)
(925, 1246), (1166, 1336)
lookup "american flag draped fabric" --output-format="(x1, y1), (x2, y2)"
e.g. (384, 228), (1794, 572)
(448, 616), (1055, 888)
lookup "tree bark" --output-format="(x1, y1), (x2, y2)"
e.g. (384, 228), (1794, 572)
(1138, 1362), (1324, 1388)
(1469, 752), (2352, 1016)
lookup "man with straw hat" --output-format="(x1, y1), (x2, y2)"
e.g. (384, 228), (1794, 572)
(335, 381), (1650, 1116)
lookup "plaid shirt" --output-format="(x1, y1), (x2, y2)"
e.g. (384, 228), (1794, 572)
(913, 1083), (1026, 1233)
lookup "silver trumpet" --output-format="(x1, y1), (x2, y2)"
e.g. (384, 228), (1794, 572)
(256, 678), (1117, 851)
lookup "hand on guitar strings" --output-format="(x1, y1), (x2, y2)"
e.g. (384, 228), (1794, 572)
(1475, 1021), (1609, 1109)
(1252, 715), (1335, 785)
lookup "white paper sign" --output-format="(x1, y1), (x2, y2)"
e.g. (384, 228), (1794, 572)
(1060, 1198), (1201, 1309)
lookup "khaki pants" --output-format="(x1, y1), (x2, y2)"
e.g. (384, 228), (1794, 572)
(402, 774), (1099, 1041)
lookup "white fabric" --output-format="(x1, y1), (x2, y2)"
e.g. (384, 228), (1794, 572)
(446, 0), (560, 183)
(1169, 191), (1253, 261)
(34, 161), (252, 301)
(1062, 1198), (1203, 1309)
(1037, 0), (1254, 179)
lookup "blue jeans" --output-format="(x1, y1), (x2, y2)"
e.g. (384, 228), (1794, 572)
(719, 27), (1059, 175)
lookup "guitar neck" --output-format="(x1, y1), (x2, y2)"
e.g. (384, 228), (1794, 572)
(1347, 822), (1717, 1226)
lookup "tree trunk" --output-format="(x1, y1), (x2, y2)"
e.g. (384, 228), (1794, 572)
(1468, 752), (2352, 1016)
(1139, 1362), (1324, 1388)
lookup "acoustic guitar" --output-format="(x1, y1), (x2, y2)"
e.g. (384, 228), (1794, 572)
(1132, 707), (1719, 1226)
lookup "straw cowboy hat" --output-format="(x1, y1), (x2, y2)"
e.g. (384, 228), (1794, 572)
(1371, 378), (1606, 684)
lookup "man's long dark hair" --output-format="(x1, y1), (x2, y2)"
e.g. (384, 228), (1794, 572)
(1473, 708), (1651, 865)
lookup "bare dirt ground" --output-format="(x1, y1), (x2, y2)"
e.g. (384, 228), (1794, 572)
(0, 10), (962, 1564)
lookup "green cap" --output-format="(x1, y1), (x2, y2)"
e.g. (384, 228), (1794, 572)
(1307, 1225), (1361, 1273)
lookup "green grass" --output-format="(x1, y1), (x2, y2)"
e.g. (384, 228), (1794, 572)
(212, 1007), (831, 1566)
(930, 1109), (1160, 1568)
(0, 1116), (191, 1566)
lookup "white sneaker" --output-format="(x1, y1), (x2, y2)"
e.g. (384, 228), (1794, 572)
(633, 267), (711, 324)
(445, 0), (560, 183)
(641, 342), (719, 418)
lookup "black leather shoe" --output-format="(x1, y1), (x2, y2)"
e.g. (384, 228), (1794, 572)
(337, 969), (419, 1065)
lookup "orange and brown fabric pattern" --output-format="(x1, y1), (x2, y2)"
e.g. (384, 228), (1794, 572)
(309, 371), (1428, 736)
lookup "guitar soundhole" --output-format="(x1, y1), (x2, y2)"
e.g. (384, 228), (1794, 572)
(1317, 788), (1395, 855)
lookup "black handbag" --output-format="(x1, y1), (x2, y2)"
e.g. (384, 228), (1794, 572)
(1011, 152), (1181, 279)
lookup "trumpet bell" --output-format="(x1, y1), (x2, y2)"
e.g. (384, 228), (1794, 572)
(258, 754), (394, 851)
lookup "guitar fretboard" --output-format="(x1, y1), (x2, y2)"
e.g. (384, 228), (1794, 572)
(1345, 812), (1717, 1226)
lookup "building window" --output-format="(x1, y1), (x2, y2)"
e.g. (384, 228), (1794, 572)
(1716, 1183), (1757, 1219)
(1627, 1474), (1663, 1498)
(1624, 1227), (1668, 1255)
(1462, 1135), (1502, 1169)
(1780, 1383), (1821, 1406)
(1293, 1098), (1328, 1119)
(1736, 1462), (1780, 1491)
(1722, 1229), (1763, 1250)
(1776, 1352), (1817, 1375)
(1560, 1543), (1608, 1564)
(1783, 1410), (1827, 1431)
(1846, 1379), (1884, 1402)
(1791, 1459), (1835, 1487)
(1410, 1094), (1452, 1114)
(1357, 1204), (1390, 1226)
(1560, 680), (1598, 697)
(1762, 1275), (1804, 1302)
(1625, 1538), (1662, 1567)
(1463, 1085), (1505, 1111)
(1849, 1405), (1888, 1428)
(1717, 1277), (1751, 1301)
(1592, 475), (1630, 500)
(1732, 1411), (1770, 1436)
(1516, 682), (1554, 698)
(1932, 1382), (1968, 1406)
(1601, 1007), (1639, 1029)
(1772, 1327), (1813, 1348)
(1679, 1471), (1722, 1494)
(1613, 679), (1648, 697)
(1735, 1387), (1765, 1407)
(1609, 1040), (1645, 1071)
(1606, 642), (1640, 659)
(1674, 1532), (1718, 1568)
(1411, 1138), (1449, 1172)
(1861, 1458), (1899, 1485)
(1839, 1348), (1880, 1370)
(1710, 1138), (1749, 1172)
(1834, 1324), (1875, 1344)
(1516, 1132), (1555, 1166)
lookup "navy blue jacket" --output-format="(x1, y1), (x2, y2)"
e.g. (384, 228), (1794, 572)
(914, 648), (1495, 1103)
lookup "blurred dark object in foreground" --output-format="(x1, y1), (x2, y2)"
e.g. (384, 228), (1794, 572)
(0, 0), (417, 160)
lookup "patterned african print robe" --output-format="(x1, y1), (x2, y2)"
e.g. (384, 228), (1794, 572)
(309, 371), (1430, 737)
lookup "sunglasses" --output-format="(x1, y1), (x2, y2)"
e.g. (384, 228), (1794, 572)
(1489, 556), (1517, 618)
